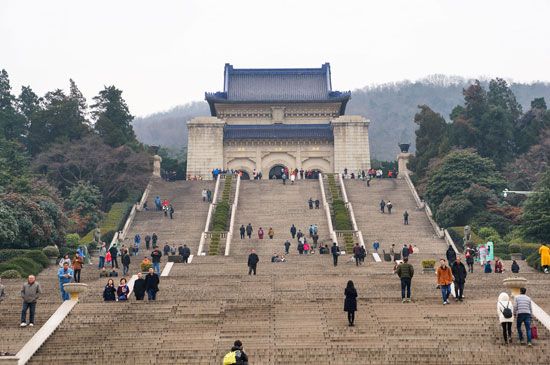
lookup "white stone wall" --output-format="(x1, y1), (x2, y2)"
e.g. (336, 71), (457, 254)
(187, 117), (225, 179)
(332, 115), (371, 174)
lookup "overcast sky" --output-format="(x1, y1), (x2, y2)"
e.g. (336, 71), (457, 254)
(2, 0), (550, 116)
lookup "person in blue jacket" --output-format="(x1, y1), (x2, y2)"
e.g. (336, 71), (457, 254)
(57, 262), (74, 301)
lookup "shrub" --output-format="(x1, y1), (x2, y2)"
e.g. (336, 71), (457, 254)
(208, 233), (221, 255)
(9, 257), (41, 276)
(0, 269), (21, 279)
(508, 243), (521, 254)
(478, 227), (501, 240)
(140, 260), (152, 272)
(526, 251), (541, 271)
(65, 233), (80, 249)
(23, 251), (49, 268)
(59, 247), (76, 260)
(422, 259), (436, 268)
(212, 201), (230, 231)
(0, 249), (29, 263)
(0, 262), (23, 275)
(42, 245), (60, 258)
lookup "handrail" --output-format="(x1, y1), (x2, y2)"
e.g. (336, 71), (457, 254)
(225, 175), (241, 255)
(198, 174), (221, 255)
(319, 174), (338, 245)
(109, 178), (153, 249)
(402, 172), (460, 253)
(338, 174), (366, 248)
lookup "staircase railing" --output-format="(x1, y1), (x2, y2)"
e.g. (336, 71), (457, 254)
(198, 174), (222, 255)
(338, 174), (366, 248)
(110, 178), (153, 249)
(319, 174), (338, 245)
(402, 172), (460, 254)
(224, 175), (241, 256)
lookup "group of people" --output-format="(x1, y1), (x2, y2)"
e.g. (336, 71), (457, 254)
(307, 197), (320, 209)
(102, 268), (160, 302)
(239, 224), (275, 240)
(201, 188), (213, 203)
(152, 196), (175, 219)
(341, 168), (398, 180)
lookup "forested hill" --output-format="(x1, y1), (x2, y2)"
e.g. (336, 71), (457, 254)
(132, 76), (550, 160)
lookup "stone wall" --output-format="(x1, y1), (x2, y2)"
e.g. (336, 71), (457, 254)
(215, 102), (341, 125)
(332, 115), (371, 174)
(224, 140), (333, 177)
(187, 117), (225, 179)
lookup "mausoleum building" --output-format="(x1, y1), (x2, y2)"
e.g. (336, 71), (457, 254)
(187, 63), (371, 179)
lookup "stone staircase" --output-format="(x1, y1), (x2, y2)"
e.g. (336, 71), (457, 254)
(229, 180), (330, 258)
(124, 178), (214, 255)
(5, 177), (550, 364)
(345, 178), (446, 259)
(26, 254), (550, 364)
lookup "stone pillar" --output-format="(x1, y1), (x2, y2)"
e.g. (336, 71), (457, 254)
(332, 115), (371, 174)
(187, 117), (225, 180)
(153, 155), (162, 177)
(397, 152), (411, 179)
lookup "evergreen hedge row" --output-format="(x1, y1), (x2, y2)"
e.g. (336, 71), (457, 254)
(325, 174), (355, 251)
(209, 176), (233, 255)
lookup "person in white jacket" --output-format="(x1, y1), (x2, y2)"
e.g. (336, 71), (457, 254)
(497, 292), (514, 344)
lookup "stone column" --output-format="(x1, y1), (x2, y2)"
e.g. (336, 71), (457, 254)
(332, 115), (371, 174)
(187, 117), (225, 180)
(397, 152), (411, 179)
(153, 155), (162, 177)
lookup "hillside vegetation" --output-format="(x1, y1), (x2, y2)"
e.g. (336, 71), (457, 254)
(132, 75), (550, 160)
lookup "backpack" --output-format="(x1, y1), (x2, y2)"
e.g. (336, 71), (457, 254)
(222, 351), (237, 365)
(500, 302), (513, 319)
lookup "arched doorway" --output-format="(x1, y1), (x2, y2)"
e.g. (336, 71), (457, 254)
(269, 165), (285, 179)
(240, 171), (250, 180)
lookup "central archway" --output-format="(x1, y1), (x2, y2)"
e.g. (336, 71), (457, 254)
(269, 165), (285, 179)
(240, 171), (250, 180)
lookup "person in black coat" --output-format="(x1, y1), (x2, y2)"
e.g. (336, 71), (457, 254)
(145, 268), (160, 301)
(446, 245), (457, 266)
(133, 272), (146, 300)
(247, 250), (259, 275)
(109, 245), (119, 269)
(246, 224), (253, 239)
(344, 280), (358, 326)
(451, 257), (467, 300)
(103, 279), (116, 301)
(239, 225), (246, 239)
(290, 224), (297, 239)
(181, 244), (191, 263)
(511, 260), (520, 273)
(331, 242), (340, 266)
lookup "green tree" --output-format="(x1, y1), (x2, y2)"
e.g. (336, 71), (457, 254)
(27, 87), (90, 155)
(0, 69), (26, 142)
(65, 181), (102, 233)
(425, 150), (506, 211)
(92, 86), (136, 147)
(408, 105), (448, 179)
(521, 168), (550, 242)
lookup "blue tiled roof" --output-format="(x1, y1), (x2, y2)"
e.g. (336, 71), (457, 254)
(224, 124), (333, 141)
(205, 63), (351, 116)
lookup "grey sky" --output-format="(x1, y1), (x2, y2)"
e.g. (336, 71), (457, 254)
(2, 0), (549, 116)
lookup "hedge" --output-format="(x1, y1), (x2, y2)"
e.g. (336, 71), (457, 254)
(209, 177), (233, 255)
(0, 249), (29, 263)
(0, 269), (21, 279)
(9, 257), (42, 276)
(23, 251), (49, 268)
(0, 249), (52, 278)
(325, 174), (355, 251)
(80, 201), (133, 245)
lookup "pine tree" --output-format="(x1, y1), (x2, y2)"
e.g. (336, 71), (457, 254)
(92, 86), (136, 147)
(0, 69), (25, 141)
(521, 169), (550, 242)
